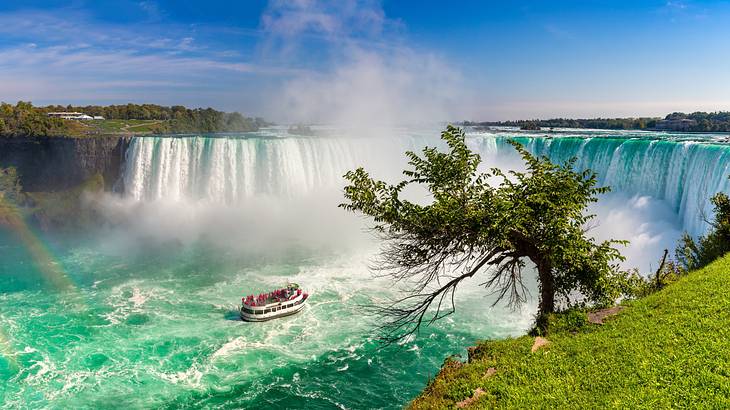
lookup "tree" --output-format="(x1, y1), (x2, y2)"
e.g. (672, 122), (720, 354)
(676, 189), (730, 271)
(340, 125), (628, 342)
(1, 101), (266, 137)
(0, 167), (22, 204)
(520, 122), (541, 131)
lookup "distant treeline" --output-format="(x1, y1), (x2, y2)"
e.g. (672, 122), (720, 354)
(663, 112), (730, 132)
(463, 117), (658, 131)
(0, 101), (270, 137)
(464, 111), (730, 132)
(0, 101), (76, 137)
(44, 103), (270, 133)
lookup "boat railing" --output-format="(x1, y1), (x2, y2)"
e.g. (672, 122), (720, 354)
(241, 293), (308, 315)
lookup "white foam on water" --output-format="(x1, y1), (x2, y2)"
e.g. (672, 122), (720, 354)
(156, 364), (205, 388)
(130, 287), (147, 308)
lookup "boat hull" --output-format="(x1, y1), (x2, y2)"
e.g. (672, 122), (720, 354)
(241, 305), (304, 322)
(240, 296), (307, 322)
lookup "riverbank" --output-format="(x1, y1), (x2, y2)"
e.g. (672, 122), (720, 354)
(411, 253), (730, 408)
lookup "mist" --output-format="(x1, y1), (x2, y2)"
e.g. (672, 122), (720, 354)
(92, 190), (372, 259)
(87, 129), (685, 278)
(258, 0), (467, 129)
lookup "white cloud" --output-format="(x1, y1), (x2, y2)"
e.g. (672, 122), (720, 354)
(138, 1), (163, 21)
(261, 0), (386, 39)
(0, 8), (296, 109)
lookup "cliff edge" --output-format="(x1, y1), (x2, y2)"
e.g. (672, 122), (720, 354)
(0, 135), (131, 192)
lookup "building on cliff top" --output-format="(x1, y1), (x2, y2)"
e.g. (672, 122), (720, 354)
(47, 112), (96, 120)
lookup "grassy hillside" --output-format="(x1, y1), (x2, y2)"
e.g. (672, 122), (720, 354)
(88, 119), (163, 134)
(411, 254), (730, 409)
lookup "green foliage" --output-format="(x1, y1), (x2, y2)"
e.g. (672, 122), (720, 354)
(411, 254), (730, 409)
(534, 308), (589, 336)
(341, 125), (628, 339)
(493, 141), (628, 310)
(467, 117), (659, 130)
(519, 122), (540, 130)
(665, 111), (730, 132)
(0, 101), (269, 137)
(676, 191), (730, 271)
(443, 378), (474, 402)
(0, 101), (72, 137)
(596, 187), (730, 302)
(0, 167), (22, 204)
(467, 111), (730, 132)
(615, 250), (687, 300)
(144, 107), (268, 133)
(0, 167), (24, 226)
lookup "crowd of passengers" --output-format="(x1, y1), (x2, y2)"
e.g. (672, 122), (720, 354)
(242, 288), (303, 307)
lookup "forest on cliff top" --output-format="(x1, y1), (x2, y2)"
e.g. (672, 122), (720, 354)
(0, 101), (269, 137)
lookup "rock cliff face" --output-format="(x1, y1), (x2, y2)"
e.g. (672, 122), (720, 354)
(0, 136), (130, 192)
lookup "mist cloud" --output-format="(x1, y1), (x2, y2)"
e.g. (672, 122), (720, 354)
(259, 0), (467, 127)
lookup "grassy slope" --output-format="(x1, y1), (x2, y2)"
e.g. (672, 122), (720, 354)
(411, 254), (730, 409)
(0, 119), (161, 138)
(84, 119), (162, 134)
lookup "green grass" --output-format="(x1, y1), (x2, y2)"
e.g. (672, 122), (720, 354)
(89, 119), (162, 134)
(411, 254), (730, 409)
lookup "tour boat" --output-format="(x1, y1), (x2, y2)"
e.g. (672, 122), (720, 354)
(240, 283), (308, 322)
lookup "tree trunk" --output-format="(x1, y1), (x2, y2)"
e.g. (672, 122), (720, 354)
(536, 259), (555, 315)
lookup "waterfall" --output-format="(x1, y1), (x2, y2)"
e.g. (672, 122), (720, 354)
(122, 135), (431, 202)
(489, 136), (730, 238)
(123, 132), (730, 238)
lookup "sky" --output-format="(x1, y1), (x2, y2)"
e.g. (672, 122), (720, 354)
(1, 0), (730, 122)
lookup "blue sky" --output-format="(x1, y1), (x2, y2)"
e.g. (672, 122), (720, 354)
(1, 0), (729, 121)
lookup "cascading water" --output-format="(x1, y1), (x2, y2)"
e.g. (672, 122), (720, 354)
(124, 130), (730, 238)
(488, 135), (730, 238)
(122, 133), (434, 202)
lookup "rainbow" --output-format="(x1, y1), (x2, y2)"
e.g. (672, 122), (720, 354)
(0, 197), (84, 372)
(0, 198), (75, 291)
(0, 322), (18, 374)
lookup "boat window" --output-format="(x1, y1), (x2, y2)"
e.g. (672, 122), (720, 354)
(255, 310), (263, 314)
